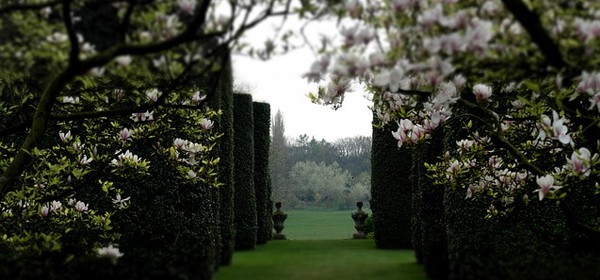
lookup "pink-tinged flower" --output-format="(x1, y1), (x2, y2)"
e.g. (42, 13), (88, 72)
(199, 118), (214, 130)
(373, 67), (404, 92)
(589, 93), (600, 112)
(191, 91), (206, 103)
(146, 88), (161, 102)
(130, 111), (154, 122)
(472, 84), (492, 102)
(446, 160), (461, 180)
(74, 201), (88, 212)
(567, 148), (592, 177)
(97, 244), (124, 260)
(59, 131), (72, 142)
(186, 142), (204, 153)
(577, 71), (600, 99)
(119, 128), (132, 142)
(177, 0), (196, 15)
(465, 19), (494, 53)
(303, 57), (330, 83)
(78, 155), (93, 165)
(173, 138), (188, 149)
(534, 175), (562, 201)
(537, 111), (572, 145)
(417, 4), (443, 29)
(40, 205), (49, 217)
(391, 128), (406, 147)
(216, 15), (230, 29)
(68, 198), (77, 206)
(392, 0), (416, 12)
(50, 201), (62, 212)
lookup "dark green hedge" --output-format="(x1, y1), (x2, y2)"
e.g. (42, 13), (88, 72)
(208, 55), (236, 266)
(232, 93), (257, 250)
(253, 102), (272, 245)
(410, 149), (423, 264)
(415, 129), (447, 280)
(370, 119), (413, 249)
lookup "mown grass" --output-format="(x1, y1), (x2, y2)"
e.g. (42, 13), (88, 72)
(215, 239), (427, 280)
(283, 209), (371, 240)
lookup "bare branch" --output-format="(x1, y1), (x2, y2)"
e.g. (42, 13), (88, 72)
(62, 0), (80, 65)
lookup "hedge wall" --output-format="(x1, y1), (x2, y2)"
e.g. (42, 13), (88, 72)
(253, 102), (272, 245)
(208, 54), (236, 266)
(416, 129), (448, 280)
(370, 119), (413, 249)
(232, 93), (257, 250)
(409, 156), (423, 263)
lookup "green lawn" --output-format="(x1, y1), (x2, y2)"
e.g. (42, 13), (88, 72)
(215, 239), (427, 280)
(283, 209), (371, 240)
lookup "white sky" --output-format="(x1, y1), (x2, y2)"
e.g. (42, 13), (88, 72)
(231, 17), (373, 142)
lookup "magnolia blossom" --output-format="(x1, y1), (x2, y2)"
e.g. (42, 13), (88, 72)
(537, 111), (572, 145)
(373, 67), (405, 92)
(62, 96), (80, 104)
(146, 89), (162, 102)
(119, 128), (132, 142)
(130, 111), (154, 122)
(46, 32), (68, 43)
(472, 84), (493, 102)
(304, 56), (330, 83)
(191, 91), (207, 103)
(534, 175), (562, 201)
(187, 170), (197, 179)
(173, 138), (188, 149)
(199, 118), (214, 130)
(97, 244), (124, 260)
(50, 201), (62, 212)
(74, 201), (88, 212)
(186, 142), (204, 153)
(567, 148), (592, 177)
(112, 194), (131, 209)
(111, 150), (143, 166)
(177, 0), (196, 15)
(78, 155), (93, 165)
(40, 205), (49, 217)
(59, 131), (72, 142)
(115, 55), (132, 66)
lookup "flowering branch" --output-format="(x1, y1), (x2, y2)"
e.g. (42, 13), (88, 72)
(0, 0), (61, 14)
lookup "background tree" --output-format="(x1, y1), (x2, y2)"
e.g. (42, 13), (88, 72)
(269, 109), (288, 204)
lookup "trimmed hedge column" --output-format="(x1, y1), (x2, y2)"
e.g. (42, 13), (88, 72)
(232, 93), (257, 250)
(253, 102), (272, 245)
(417, 129), (448, 280)
(208, 54), (236, 266)
(370, 118), (413, 249)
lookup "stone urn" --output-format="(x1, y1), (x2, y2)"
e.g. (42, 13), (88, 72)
(272, 202), (288, 240)
(351, 201), (368, 239)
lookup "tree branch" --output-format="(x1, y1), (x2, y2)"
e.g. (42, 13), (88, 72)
(0, 0), (61, 15)
(62, 0), (80, 65)
(501, 0), (566, 69)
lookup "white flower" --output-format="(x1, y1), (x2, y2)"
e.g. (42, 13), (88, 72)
(50, 201), (62, 212)
(146, 88), (162, 102)
(534, 175), (562, 201)
(173, 138), (188, 149)
(472, 84), (493, 102)
(191, 91), (206, 103)
(97, 244), (124, 260)
(59, 131), (72, 142)
(199, 118), (214, 130)
(46, 32), (68, 43)
(68, 198), (77, 206)
(112, 194), (131, 209)
(187, 170), (197, 179)
(78, 155), (93, 165)
(74, 201), (88, 212)
(62, 96), (80, 104)
(115, 55), (132, 66)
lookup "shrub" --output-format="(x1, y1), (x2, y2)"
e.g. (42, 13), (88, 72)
(232, 93), (257, 250)
(370, 121), (412, 249)
(253, 102), (272, 245)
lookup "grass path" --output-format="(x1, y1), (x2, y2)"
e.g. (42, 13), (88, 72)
(214, 239), (427, 280)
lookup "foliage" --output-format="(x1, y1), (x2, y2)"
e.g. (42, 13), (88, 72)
(269, 109), (288, 204)
(253, 101), (272, 244)
(288, 161), (370, 210)
(232, 93), (257, 250)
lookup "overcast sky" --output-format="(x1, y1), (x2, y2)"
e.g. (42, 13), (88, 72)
(231, 17), (373, 142)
